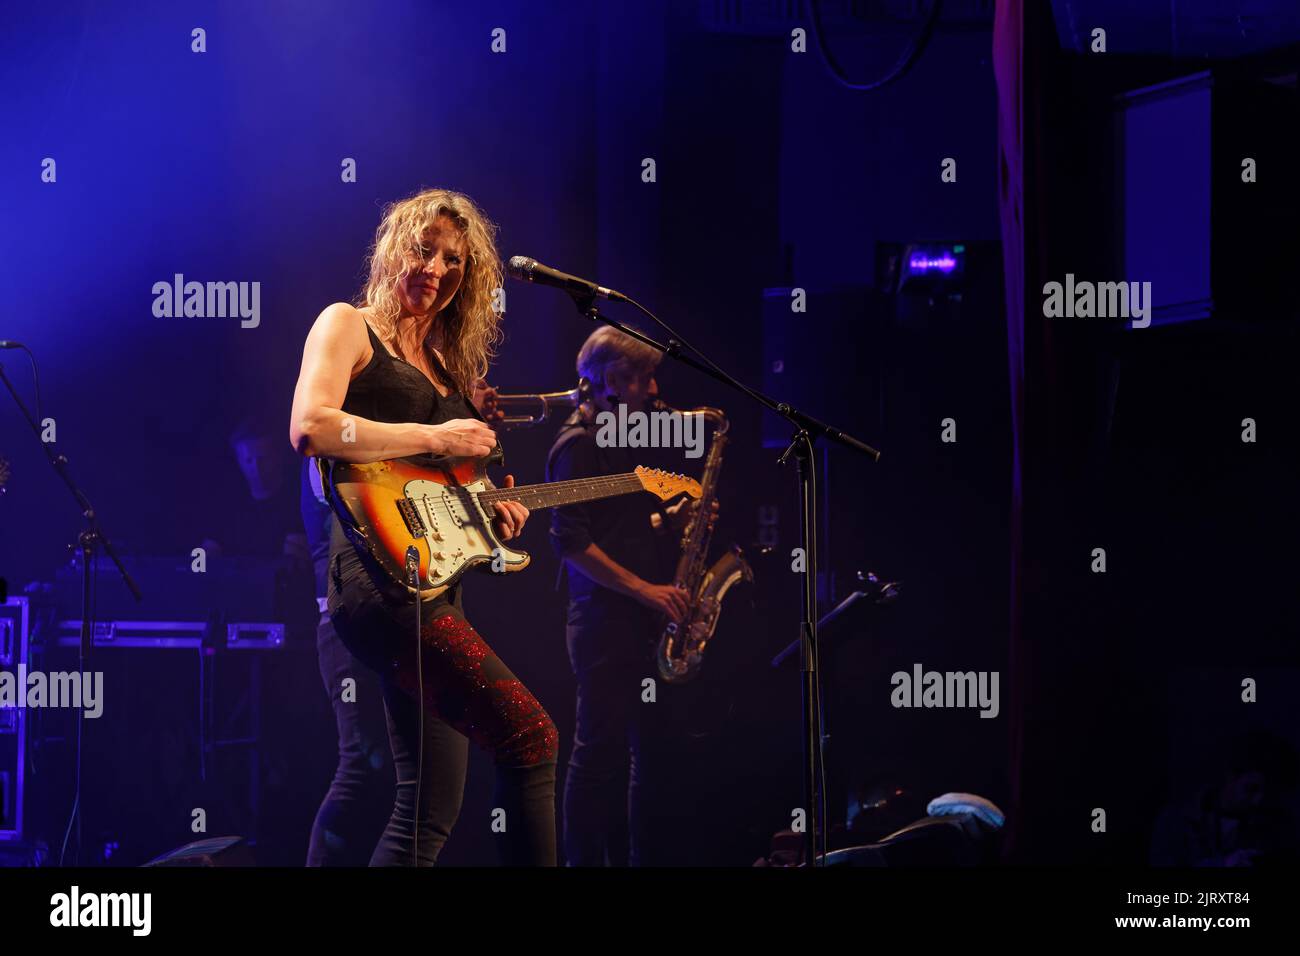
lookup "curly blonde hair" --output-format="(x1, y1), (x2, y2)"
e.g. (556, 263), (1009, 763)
(356, 187), (504, 394)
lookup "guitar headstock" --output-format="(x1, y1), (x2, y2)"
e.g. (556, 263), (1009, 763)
(634, 466), (703, 501)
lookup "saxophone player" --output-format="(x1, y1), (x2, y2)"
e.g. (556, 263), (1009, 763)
(546, 325), (709, 866)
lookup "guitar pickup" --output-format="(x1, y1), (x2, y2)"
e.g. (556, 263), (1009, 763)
(396, 497), (427, 538)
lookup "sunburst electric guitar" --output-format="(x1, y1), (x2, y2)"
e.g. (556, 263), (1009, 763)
(321, 453), (701, 600)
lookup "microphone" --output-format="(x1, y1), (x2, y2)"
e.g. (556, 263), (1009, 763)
(506, 256), (628, 303)
(0, 341), (25, 349)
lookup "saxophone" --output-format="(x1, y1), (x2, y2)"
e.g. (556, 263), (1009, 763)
(653, 401), (753, 684)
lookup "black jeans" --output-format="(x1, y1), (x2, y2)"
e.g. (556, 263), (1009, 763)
(562, 596), (662, 866)
(306, 609), (393, 866)
(328, 551), (559, 866)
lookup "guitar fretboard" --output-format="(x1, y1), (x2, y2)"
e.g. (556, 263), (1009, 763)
(477, 473), (644, 511)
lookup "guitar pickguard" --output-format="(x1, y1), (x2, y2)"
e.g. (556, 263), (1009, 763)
(401, 477), (528, 588)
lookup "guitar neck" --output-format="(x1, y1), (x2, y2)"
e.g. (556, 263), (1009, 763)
(477, 473), (644, 511)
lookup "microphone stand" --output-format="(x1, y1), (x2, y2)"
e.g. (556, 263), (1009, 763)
(564, 291), (880, 867)
(0, 357), (141, 864)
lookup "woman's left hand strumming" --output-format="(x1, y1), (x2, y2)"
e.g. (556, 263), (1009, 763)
(492, 474), (530, 541)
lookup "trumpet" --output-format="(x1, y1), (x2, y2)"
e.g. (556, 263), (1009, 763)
(487, 379), (592, 428)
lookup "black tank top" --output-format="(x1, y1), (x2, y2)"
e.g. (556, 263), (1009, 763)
(328, 319), (492, 606)
(343, 320), (471, 425)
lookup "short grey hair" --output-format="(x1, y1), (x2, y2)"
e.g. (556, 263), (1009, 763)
(576, 325), (661, 389)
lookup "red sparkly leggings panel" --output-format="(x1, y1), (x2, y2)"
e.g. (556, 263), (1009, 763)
(390, 609), (559, 768)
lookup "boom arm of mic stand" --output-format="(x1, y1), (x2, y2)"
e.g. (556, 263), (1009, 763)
(566, 293), (881, 460)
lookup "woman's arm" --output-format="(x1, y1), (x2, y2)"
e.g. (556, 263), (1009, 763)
(289, 303), (496, 462)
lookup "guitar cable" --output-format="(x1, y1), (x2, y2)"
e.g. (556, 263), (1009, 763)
(405, 545), (423, 868)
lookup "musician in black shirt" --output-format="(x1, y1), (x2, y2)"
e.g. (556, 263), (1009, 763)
(547, 325), (700, 866)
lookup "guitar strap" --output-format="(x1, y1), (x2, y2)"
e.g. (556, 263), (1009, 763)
(315, 455), (358, 539)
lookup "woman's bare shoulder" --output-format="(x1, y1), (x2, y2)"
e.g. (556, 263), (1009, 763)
(302, 304), (375, 380)
(310, 302), (373, 341)
(316, 300), (365, 325)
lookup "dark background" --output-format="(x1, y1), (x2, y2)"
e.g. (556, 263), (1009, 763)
(1015, 0), (1300, 862)
(5, 0), (1291, 869)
